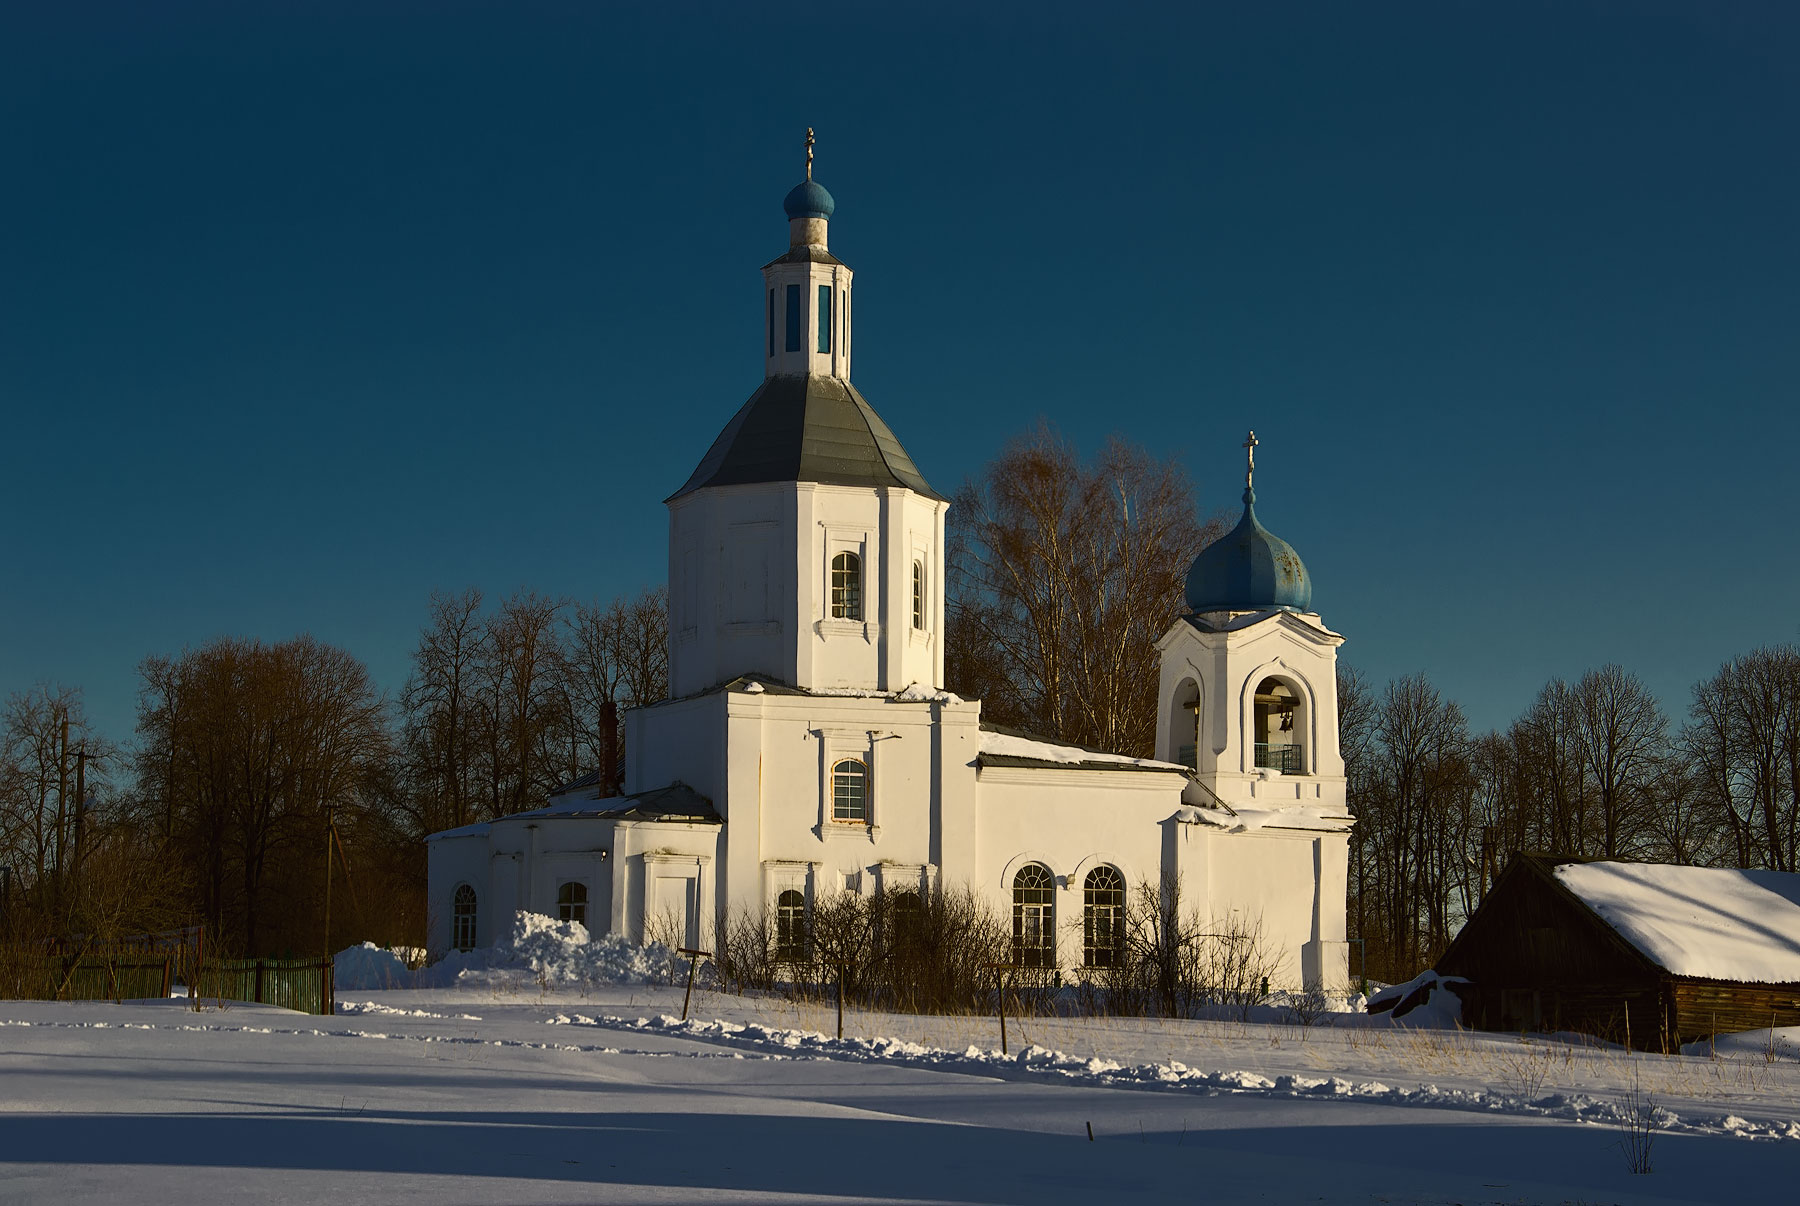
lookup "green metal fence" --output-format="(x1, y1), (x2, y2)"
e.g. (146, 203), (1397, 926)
(0, 954), (173, 1002)
(194, 957), (335, 1015)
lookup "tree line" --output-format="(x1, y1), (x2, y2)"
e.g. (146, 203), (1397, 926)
(1342, 651), (1800, 982)
(0, 586), (665, 957)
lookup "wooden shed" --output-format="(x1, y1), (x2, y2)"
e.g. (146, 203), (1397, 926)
(1437, 854), (1800, 1052)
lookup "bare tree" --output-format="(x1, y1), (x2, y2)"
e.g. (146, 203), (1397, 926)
(1356, 673), (1469, 977)
(0, 685), (113, 926)
(564, 586), (669, 794)
(473, 590), (568, 820)
(401, 588), (486, 834)
(1572, 665), (1667, 859)
(135, 635), (388, 954)
(947, 425), (1221, 755)
(1687, 646), (1800, 871)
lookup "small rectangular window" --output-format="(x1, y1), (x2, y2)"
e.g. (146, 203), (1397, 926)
(912, 561), (925, 630)
(785, 284), (802, 352)
(817, 285), (832, 354)
(767, 289), (774, 357)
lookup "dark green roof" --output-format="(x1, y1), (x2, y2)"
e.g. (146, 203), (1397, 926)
(669, 374), (944, 502)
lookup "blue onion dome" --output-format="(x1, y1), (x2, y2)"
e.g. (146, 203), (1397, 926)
(1185, 483), (1313, 613)
(783, 178), (836, 220)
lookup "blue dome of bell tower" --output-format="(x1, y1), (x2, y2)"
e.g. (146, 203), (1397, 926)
(783, 179), (836, 220)
(1184, 431), (1313, 614)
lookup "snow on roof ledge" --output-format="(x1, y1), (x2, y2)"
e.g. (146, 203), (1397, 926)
(976, 730), (1187, 771)
(1555, 861), (1800, 984)
(1182, 804), (1353, 834)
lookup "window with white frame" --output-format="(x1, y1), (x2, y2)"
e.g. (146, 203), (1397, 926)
(911, 560), (925, 629)
(775, 889), (809, 962)
(831, 758), (868, 822)
(830, 551), (862, 620)
(1012, 864), (1055, 968)
(557, 881), (588, 927)
(1082, 866), (1125, 968)
(452, 883), (478, 952)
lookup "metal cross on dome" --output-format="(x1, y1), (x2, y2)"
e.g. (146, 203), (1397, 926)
(805, 127), (815, 181)
(1244, 430), (1259, 490)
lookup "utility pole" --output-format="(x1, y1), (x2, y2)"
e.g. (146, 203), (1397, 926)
(53, 713), (70, 911)
(71, 746), (88, 904)
(322, 795), (333, 957)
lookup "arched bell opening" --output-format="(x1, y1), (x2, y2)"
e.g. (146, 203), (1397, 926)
(1169, 678), (1201, 769)
(1252, 677), (1306, 774)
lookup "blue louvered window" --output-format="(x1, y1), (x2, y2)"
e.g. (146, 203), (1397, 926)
(785, 284), (802, 352)
(817, 285), (832, 353)
(767, 289), (774, 357)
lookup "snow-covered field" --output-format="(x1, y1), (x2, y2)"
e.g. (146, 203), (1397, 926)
(4, 931), (1798, 1203)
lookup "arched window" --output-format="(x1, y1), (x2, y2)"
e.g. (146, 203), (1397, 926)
(452, 883), (478, 952)
(1083, 866), (1126, 968)
(775, 889), (809, 962)
(911, 561), (925, 630)
(1253, 677), (1305, 774)
(830, 552), (862, 620)
(557, 881), (588, 927)
(831, 758), (868, 823)
(1012, 864), (1055, 969)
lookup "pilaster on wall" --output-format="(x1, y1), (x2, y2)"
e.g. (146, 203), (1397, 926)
(931, 699), (983, 888)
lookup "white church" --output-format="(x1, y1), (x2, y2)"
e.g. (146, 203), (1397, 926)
(428, 146), (1354, 989)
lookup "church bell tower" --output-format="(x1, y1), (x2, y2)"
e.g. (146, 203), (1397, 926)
(1154, 433), (1348, 816)
(664, 133), (950, 698)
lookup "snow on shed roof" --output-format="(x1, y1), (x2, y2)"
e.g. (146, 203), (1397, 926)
(1554, 861), (1800, 984)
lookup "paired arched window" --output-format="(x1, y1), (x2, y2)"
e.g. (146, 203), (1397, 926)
(775, 889), (809, 962)
(1083, 866), (1126, 968)
(911, 561), (925, 630)
(557, 881), (588, 927)
(831, 758), (868, 823)
(831, 552), (862, 620)
(452, 883), (478, 952)
(1012, 864), (1055, 968)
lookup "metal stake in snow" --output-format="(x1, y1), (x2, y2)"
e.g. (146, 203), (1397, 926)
(984, 962), (1019, 1055)
(678, 948), (710, 1022)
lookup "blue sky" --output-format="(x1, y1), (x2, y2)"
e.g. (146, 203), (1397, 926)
(3, 1), (1797, 743)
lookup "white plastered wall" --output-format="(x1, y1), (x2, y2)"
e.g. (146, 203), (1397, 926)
(971, 766), (1185, 971)
(1155, 611), (1348, 814)
(668, 483), (945, 697)
(1167, 820), (1353, 992)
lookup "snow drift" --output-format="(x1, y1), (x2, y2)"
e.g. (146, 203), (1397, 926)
(335, 913), (677, 991)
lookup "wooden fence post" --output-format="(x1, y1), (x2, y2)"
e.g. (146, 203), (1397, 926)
(678, 948), (711, 1022)
(984, 962), (1018, 1056)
